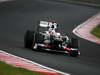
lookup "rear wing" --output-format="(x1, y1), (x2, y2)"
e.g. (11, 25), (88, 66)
(39, 21), (49, 27)
(39, 21), (57, 27)
(37, 21), (58, 32)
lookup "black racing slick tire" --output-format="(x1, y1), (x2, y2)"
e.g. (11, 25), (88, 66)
(68, 38), (79, 48)
(24, 30), (35, 48)
(68, 38), (79, 57)
(69, 50), (79, 57)
(35, 33), (44, 43)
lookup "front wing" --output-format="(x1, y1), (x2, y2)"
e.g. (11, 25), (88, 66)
(32, 43), (80, 57)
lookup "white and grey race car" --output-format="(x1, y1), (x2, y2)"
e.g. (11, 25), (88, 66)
(24, 21), (80, 57)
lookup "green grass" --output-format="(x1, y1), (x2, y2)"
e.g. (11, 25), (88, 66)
(0, 61), (44, 75)
(91, 25), (100, 38)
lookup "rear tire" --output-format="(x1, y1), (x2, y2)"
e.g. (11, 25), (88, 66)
(33, 33), (44, 51)
(24, 30), (35, 48)
(35, 33), (44, 43)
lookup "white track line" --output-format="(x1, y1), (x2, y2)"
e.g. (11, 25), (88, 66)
(0, 50), (70, 75)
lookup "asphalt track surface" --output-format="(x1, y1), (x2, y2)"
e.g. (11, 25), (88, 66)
(0, 0), (100, 75)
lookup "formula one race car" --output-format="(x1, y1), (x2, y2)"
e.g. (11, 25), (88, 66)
(24, 21), (80, 57)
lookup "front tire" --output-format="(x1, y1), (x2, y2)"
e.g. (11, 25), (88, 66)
(68, 38), (79, 57)
(68, 38), (79, 48)
(69, 50), (79, 57)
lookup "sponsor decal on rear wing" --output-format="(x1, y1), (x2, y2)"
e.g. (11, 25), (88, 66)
(39, 21), (57, 28)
